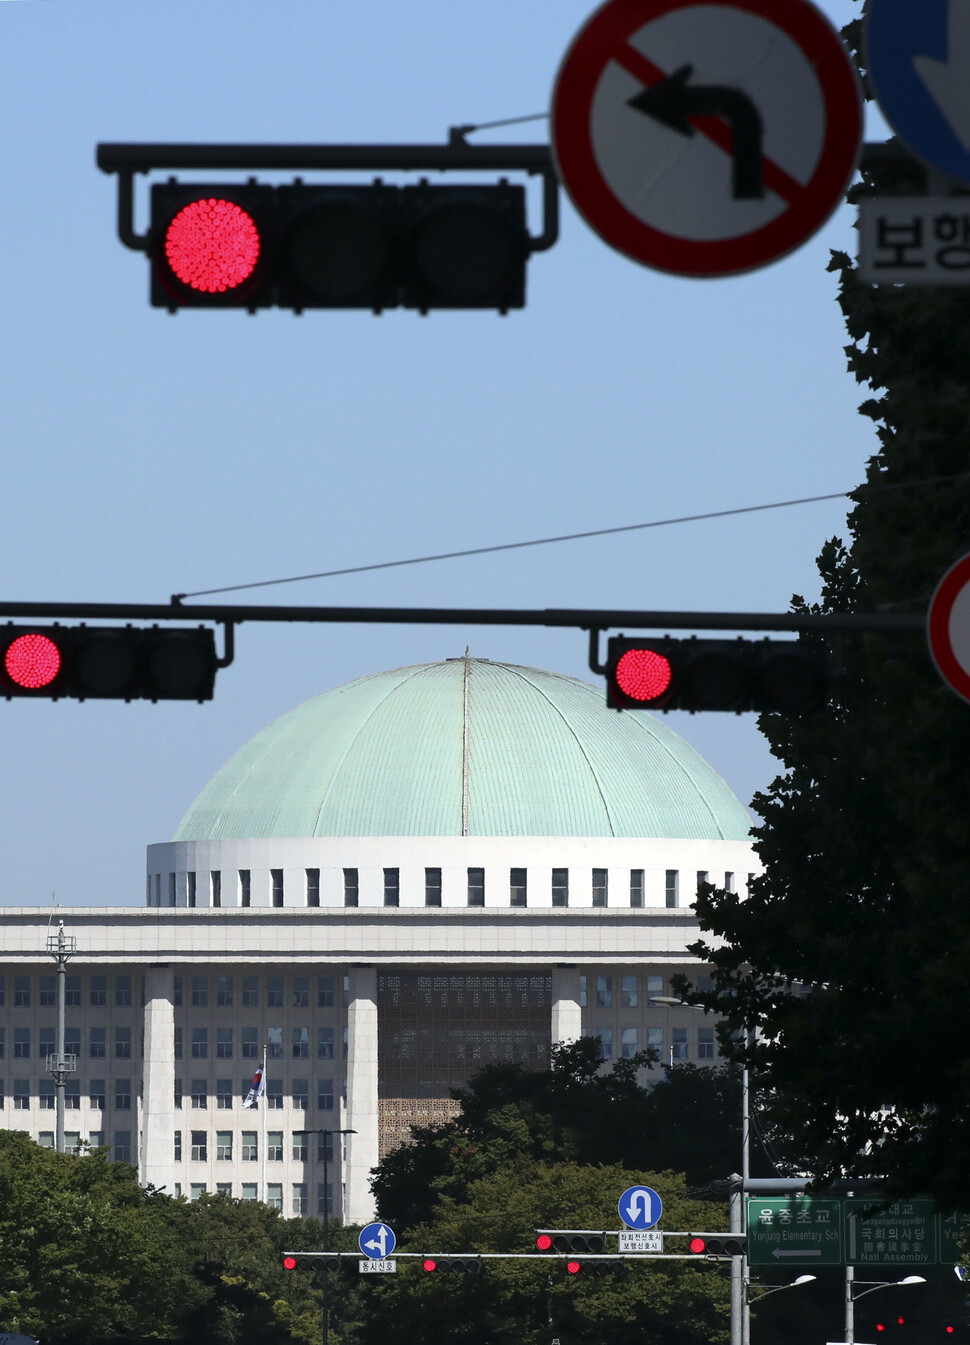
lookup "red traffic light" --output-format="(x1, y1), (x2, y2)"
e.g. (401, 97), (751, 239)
(283, 1256), (298, 1270)
(423, 1259), (437, 1273)
(614, 648), (672, 704)
(5, 633), (61, 689)
(536, 1235), (553, 1251)
(566, 1260), (581, 1275)
(689, 1237), (708, 1254)
(165, 198), (261, 293)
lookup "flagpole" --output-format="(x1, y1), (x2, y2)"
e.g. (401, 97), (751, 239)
(260, 1045), (267, 1205)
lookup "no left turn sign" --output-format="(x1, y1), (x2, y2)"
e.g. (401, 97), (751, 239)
(551, 0), (863, 277)
(927, 553), (970, 703)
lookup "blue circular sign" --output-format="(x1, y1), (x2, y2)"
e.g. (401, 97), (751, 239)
(618, 1185), (663, 1229)
(867, 0), (970, 185)
(358, 1222), (396, 1258)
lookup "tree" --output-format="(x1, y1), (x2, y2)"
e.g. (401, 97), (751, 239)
(684, 35), (970, 1207)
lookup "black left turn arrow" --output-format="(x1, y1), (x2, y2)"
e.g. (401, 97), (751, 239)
(627, 62), (765, 200)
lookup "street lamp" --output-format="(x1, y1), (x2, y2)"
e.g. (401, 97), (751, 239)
(844, 1272), (926, 1344)
(291, 1128), (357, 1345)
(745, 1274), (816, 1305)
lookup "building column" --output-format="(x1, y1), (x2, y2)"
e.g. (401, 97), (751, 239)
(141, 966), (176, 1191)
(344, 967), (379, 1224)
(551, 967), (582, 1046)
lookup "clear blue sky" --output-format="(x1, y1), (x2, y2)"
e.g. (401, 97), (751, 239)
(0, 0), (881, 907)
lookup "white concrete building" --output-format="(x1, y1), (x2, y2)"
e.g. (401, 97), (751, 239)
(0, 656), (758, 1223)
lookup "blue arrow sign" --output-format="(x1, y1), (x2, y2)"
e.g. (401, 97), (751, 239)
(618, 1185), (663, 1230)
(868, 0), (970, 185)
(358, 1222), (396, 1259)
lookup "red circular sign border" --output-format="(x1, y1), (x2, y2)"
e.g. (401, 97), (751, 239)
(551, 0), (863, 277)
(927, 552), (970, 703)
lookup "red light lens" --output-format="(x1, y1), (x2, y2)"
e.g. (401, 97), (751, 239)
(5, 633), (61, 688)
(566, 1260), (581, 1275)
(689, 1237), (707, 1254)
(422, 1259), (436, 1273)
(536, 1235), (553, 1251)
(946, 1328), (955, 1335)
(283, 1256), (297, 1270)
(615, 648), (672, 703)
(165, 198), (261, 292)
(876, 1325), (885, 1333)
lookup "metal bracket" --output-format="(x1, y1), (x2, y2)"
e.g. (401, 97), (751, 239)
(587, 627), (608, 676)
(216, 621), (235, 670)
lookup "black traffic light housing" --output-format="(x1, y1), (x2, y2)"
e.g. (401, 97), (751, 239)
(0, 625), (218, 702)
(282, 1253), (341, 1271)
(605, 636), (825, 714)
(688, 1234), (747, 1258)
(566, 1259), (625, 1278)
(149, 179), (528, 314)
(536, 1231), (607, 1253)
(421, 1256), (481, 1274)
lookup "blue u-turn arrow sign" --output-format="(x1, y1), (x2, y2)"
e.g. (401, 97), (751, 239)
(618, 1185), (663, 1229)
(867, 0), (970, 186)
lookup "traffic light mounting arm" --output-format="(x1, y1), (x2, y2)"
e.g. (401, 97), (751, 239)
(96, 132), (559, 256)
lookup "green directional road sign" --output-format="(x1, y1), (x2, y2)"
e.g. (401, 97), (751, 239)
(844, 1198), (938, 1267)
(747, 1197), (844, 1267)
(940, 1212), (970, 1266)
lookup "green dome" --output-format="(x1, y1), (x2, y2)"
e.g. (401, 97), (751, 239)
(175, 658), (751, 841)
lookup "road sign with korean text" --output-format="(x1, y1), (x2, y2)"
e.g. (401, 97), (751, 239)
(844, 1198), (938, 1267)
(859, 198), (970, 284)
(747, 1196), (844, 1266)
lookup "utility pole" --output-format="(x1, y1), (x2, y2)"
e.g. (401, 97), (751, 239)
(46, 921), (77, 1153)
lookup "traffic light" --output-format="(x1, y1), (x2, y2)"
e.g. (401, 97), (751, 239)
(0, 625), (218, 701)
(421, 1256), (481, 1274)
(536, 1231), (607, 1253)
(688, 1234), (747, 1257)
(150, 180), (528, 313)
(565, 1258), (625, 1278)
(605, 637), (825, 714)
(282, 1253), (341, 1271)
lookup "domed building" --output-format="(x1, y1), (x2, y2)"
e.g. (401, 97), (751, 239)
(1, 657), (757, 1221)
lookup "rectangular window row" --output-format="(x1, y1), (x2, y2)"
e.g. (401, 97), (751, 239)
(168, 1179), (331, 1216)
(4, 1026), (139, 1060)
(0, 974), (140, 1009)
(174, 1077), (338, 1111)
(582, 1026), (716, 1061)
(2, 1079), (139, 1110)
(172, 1129), (338, 1166)
(578, 973), (714, 1007)
(174, 1026), (346, 1061)
(172, 974), (343, 1009)
(149, 869), (755, 909)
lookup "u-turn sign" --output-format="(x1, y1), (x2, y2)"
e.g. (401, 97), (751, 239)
(619, 1184), (664, 1228)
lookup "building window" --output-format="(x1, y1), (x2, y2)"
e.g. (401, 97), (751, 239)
(267, 977), (283, 1008)
(242, 1027), (258, 1059)
(342, 1027), (349, 1059)
(621, 975), (638, 1008)
(317, 1027), (334, 1060)
(598, 1028), (613, 1060)
(187, 871), (197, 907)
(174, 1079), (183, 1110)
(190, 1183), (206, 1201)
(211, 871), (222, 907)
(467, 867), (485, 907)
(241, 1131), (258, 1162)
(115, 1027), (132, 1059)
(267, 1027), (283, 1059)
(191, 1080), (207, 1109)
(318, 975), (335, 1007)
(292, 1027), (309, 1059)
(596, 976), (613, 1008)
(39, 1079), (55, 1110)
(174, 1027), (183, 1060)
(115, 1079), (132, 1111)
(592, 869), (608, 907)
(190, 1131), (207, 1161)
(317, 1133), (334, 1163)
(90, 1079), (106, 1110)
(216, 1131), (233, 1161)
(510, 868), (527, 907)
(217, 975), (233, 1007)
(673, 1027), (689, 1061)
(318, 1079), (334, 1111)
(317, 1183), (333, 1218)
(383, 868), (400, 907)
(216, 1079), (233, 1109)
(191, 1028), (207, 1060)
(724, 871), (735, 893)
(39, 975), (56, 1006)
(216, 1183), (232, 1198)
(114, 1131), (132, 1163)
(665, 870), (679, 908)
(89, 1028), (106, 1059)
(116, 975), (132, 1007)
(65, 1081), (80, 1110)
(621, 1027), (638, 1058)
(168, 873), (177, 906)
(241, 1183), (257, 1201)
(14, 1080), (29, 1109)
(292, 976), (309, 1008)
(14, 976), (30, 1007)
(40, 1027), (55, 1058)
(192, 976), (208, 1007)
(696, 871), (709, 895)
(343, 869), (359, 908)
(65, 1028), (80, 1056)
(293, 1183), (308, 1216)
(173, 976), (183, 1006)
(64, 1131), (81, 1153)
(239, 870), (251, 907)
(292, 1133), (309, 1161)
(266, 1183), (283, 1212)
(267, 1131), (284, 1162)
(697, 974), (714, 993)
(552, 868), (569, 907)
(267, 1081), (283, 1110)
(647, 975), (663, 996)
(306, 869), (320, 907)
(630, 869), (645, 908)
(38, 1132), (54, 1149)
(271, 869), (284, 907)
(65, 975), (81, 1007)
(90, 975), (106, 1007)
(425, 868), (442, 907)
(579, 975), (587, 1007)
(217, 1028), (233, 1059)
(698, 1028), (715, 1061)
(242, 976), (258, 1008)
(647, 1026), (663, 1056)
(292, 1079), (308, 1111)
(14, 1029), (29, 1059)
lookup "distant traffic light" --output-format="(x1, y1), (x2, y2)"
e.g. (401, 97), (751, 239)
(688, 1234), (747, 1257)
(421, 1257), (481, 1274)
(282, 1253), (341, 1271)
(0, 625), (217, 701)
(605, 637), (825, 713)
(565, 1258), (625, 1277)
(150, 180), (528, 313)
(536, 1231), (607, 1253)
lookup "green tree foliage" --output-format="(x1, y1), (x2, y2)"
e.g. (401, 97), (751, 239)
(349, 1164), (730, 1345)
(685, 133), (970, 1206)
(372, 1039), (742, 1230)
